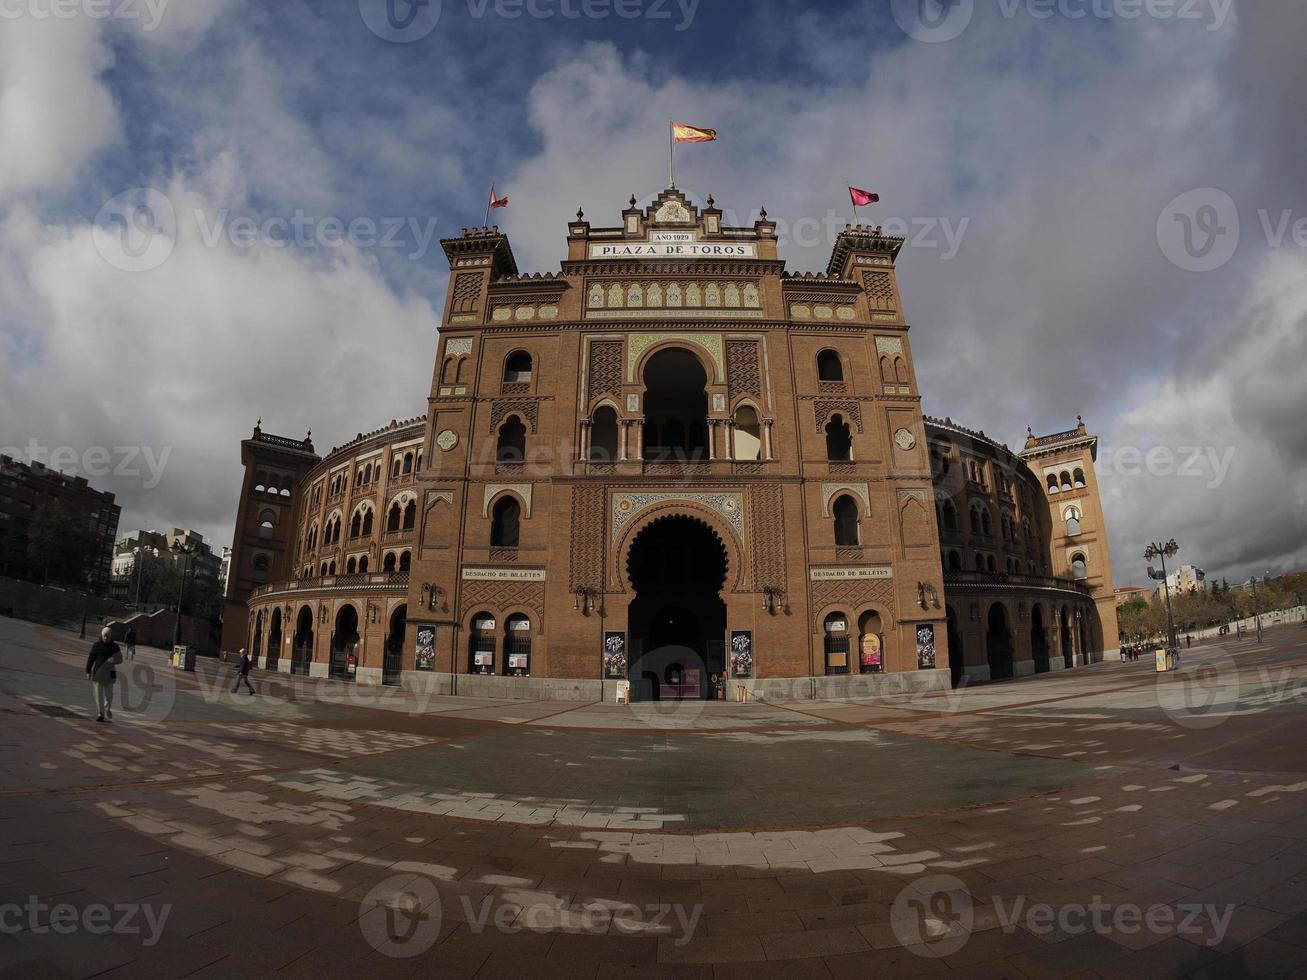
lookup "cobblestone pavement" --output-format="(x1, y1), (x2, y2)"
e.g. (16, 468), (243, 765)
(4, 616), (1307, 977)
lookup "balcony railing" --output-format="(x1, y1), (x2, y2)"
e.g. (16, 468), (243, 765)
(251, 570), (411, 598)
(942, 569), (1093, 596)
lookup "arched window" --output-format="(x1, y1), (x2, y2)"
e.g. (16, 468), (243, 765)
(1065, 507), (1082, 536)
(387, 502), (402, 532)
(981, 508), (992, 536)
(491, 496), (520, 548)
(590, 406), (619, 461)
(252, 554), (269, 583)
(733, 405), (762, 461)
(1073, 468), (1086, 488)
(894, 357), (909, 385)
(361, 508), (373, 536)
(403, 452), (414, 475)
(403, 500), (417, 530)
(383, 552), (396, 572)
(970, 506), (981, 533)
(391, 457), (402, 478)
(941, 500), (958, 531)
(504, 351), (533, 383)
(358, 556), (369, 574)
(346, 557), (357, 574)
(1047, 473), (1059, 494)
(349, 512), (362, 538)
(642, 347), (708, 461)
(328, 560), (337, 575)
(816, 349), (843, 382)
(880, 355), (894, 384)
(496, 415), (526, 462)
(948, 550), (962, 571)
(975, 553), (985, 571)
(1060, 471), (1072, 491)
(832, 495), (860, 546)
(1071, 553), (1088, 580)
(399, 551), (411, 572)
(825, 414), (852, 461)
(986, 554), (997, 572)
(258, 510), (275, 540)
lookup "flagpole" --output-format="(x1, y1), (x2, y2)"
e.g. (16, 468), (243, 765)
(668, 122), (675, 188)
(484, 184), (492, 228)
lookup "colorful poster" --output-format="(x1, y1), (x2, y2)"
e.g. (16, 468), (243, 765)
(603, 631), (627, 679)
(916, 624), (937, 670)
(860, 632), (883, 673)
(415, 627), (436, 671)
(730, 630), (754, 678)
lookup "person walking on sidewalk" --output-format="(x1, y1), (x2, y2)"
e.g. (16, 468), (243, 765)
(124, 627), (137, 661)
(230, 647), (256, 696)
(85, 627), (123, 723)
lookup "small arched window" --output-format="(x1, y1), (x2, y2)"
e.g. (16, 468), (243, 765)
(504, 351), (533, 384)
(981, 509), (992, 536)
(258, 510), (275, 540)
(361, 508), (374, 536)
(975, 553), (985, 571)
(491, 496), (521, 548)
(358, 556), (369, 574)
(816, 349), (843, 382)
(387, 502), (402, 532)
(948, 550), (962, 571)
(825, 414), (852, 461)
(252, 554), (269, 583)
(497, 416), (527, 463)
(403, 500), (417, 530)
(832, 495), (860, 546)
(350, 512), (362, 538)
(733, 405), (762, 461)
(1065, 507), (1082, 536)
(1071, 553), (1088, 579)
(1060, 471), (1072, 491)
(346, 557), (357, 574)
(403, 453), (414, 475)
(399, 551), (412, 572)
(1073, 468), (1086, 488)
(590, 406), (619, 461)
(941, 500), (958, 531)
(1047, 474), (1059, 494)
(383, 552), (397, 572)
(986, 555), (997, 572)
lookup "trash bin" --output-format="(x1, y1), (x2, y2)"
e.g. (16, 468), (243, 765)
(1154, 648), (1176, 673)
(172, 645), (196, 672)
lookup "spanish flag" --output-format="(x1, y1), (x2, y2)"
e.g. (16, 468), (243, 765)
(672, 122), (717, 143)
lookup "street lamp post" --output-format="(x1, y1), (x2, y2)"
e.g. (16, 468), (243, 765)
(171, 541), (197, 649)
(1144, 538), (1180, 654)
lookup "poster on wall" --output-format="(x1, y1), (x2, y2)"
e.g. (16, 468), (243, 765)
(415, 627), (436, 671)
(860, 632), (883, 673)
(729, 630), (754, 678)
(603, 631), (627, 678)
(916, 624), (937, 670)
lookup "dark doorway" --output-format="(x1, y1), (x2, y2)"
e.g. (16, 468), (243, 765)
(946, 605), (963, 688)
(626, 515), (727, 700)
(1060, 604), (1073, 668)
(986, 602), (1014, 680)
(383, 604), (406, 685)
(642, 348), (708, 461)
(266, 608), (282, 671)
(1031, 605), (1050, 673)
(330, 605), (360, 681)
(291, 606), (314, 676)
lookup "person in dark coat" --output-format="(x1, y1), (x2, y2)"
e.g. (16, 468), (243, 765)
(124, 627), (137, 660)
(230, 648), (256, 695)
(86, 627), (122, 722)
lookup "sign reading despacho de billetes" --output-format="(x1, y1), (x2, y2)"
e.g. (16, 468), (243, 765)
(461, 567), (546, 582)
(809, 566), (893, 581)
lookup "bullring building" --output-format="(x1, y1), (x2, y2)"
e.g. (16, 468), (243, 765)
(222, 187), (1119, 699)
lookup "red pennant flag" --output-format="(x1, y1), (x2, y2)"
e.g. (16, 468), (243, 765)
(489, 185), (509, 209)
(849, 186), (879, 207)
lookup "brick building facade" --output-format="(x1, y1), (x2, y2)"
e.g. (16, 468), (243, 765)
(222, 188), (1117, 698)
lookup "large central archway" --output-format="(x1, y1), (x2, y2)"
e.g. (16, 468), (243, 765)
(642, 347), (708, 461)
(626, 515), (727, 701)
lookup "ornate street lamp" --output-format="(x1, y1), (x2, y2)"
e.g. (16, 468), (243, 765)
(170, 540), (198, 649)
(573, 587), (600, 615)
(1144, 538), (1180, 654)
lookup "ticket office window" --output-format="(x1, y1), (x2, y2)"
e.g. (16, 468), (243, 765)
(505, 615), (531, 676)
(470, 614), (496, 674)
(824, 613), (850, 675)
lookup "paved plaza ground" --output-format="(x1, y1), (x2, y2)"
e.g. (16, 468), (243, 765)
(4, 616), (1307, 977)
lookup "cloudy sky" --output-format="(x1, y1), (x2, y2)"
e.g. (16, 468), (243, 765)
(1, 0), (1302, 588)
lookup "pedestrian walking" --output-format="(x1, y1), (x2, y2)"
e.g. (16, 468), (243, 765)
(85, 627), (123, 723)
(230, 647), (256, 696)
(124, 627), (137, 661)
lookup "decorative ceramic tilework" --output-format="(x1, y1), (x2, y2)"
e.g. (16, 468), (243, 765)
(611, 492), (743, 542)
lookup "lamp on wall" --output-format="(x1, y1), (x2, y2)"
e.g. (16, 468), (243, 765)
(916, 583), (940, 610)
(573, 587), (600, 616)
(761, 586), (788, 615)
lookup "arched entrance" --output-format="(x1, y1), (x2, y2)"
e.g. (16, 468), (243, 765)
(946, 605), (963, 688)
(857, 610), (884, 675)
(252, 610), (264, 664)
(330, 605), (360, 681)
(1077, 611), (1090, 665)
(504, 614), (531, 676)
(291, 606), (314, 676)
(266, 608), (283, 671)
(626, 515), (726, 701)
(1031, 604), (1050, 674)
(986, 602), (1014, 680)
(642, 348), (708, 461)
(1060, 604), (1073, 668)
(383, 604), (406, 685)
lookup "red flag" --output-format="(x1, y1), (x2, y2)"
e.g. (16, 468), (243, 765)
(849, 186), (879, 207)
(489, 185), (509, 209)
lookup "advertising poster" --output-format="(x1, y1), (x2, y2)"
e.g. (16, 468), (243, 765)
(916, 624), (937, 670)
(729, 630), (754, 678)
(860, 632), (883, 673)
(603, 631), (627, 679)
(415, 627), (436, 671)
